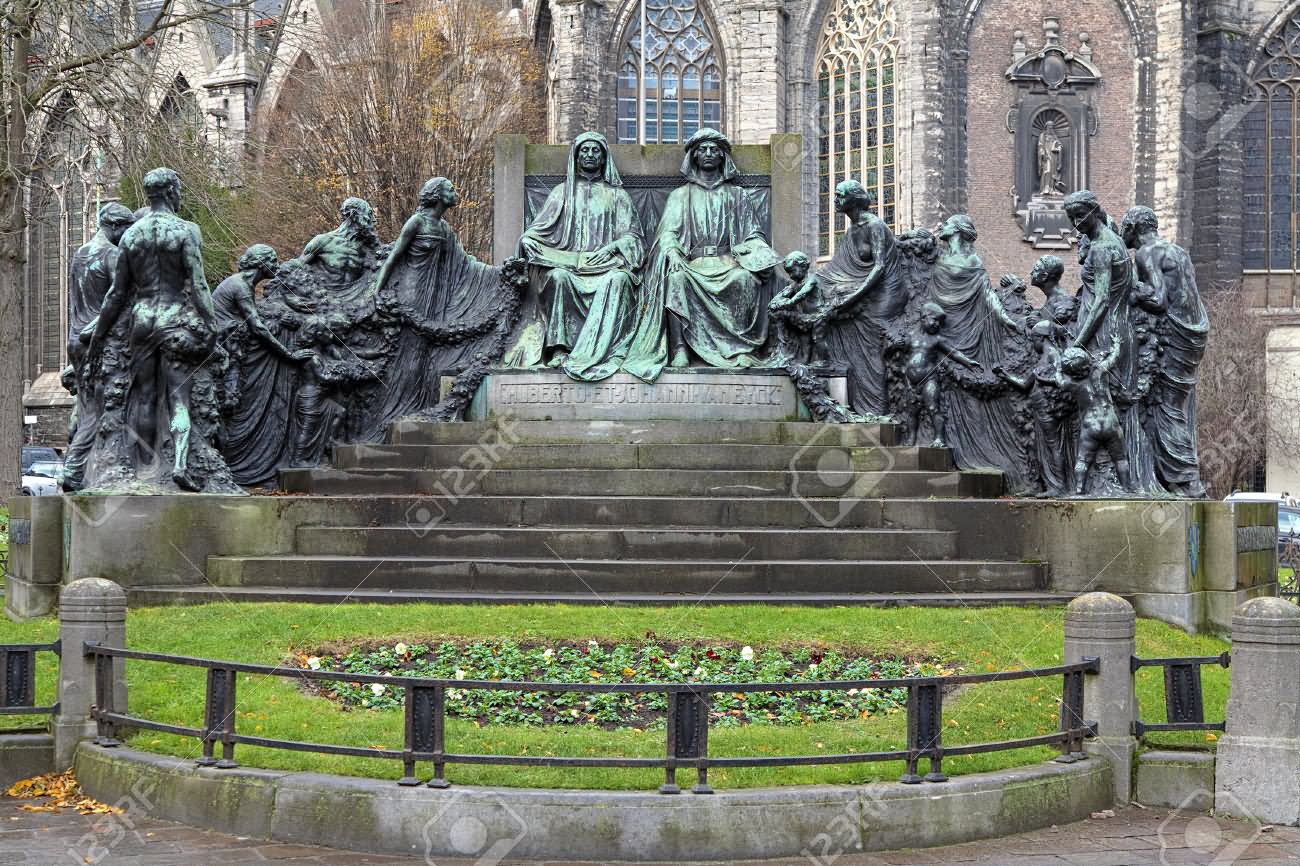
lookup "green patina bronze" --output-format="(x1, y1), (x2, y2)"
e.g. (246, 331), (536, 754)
(87, 168), (221, 492)
(623, 129), (779, 380)
(505, 131), (645, 381)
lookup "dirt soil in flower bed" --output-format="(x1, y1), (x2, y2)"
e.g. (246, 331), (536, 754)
(290, 637), (960, 731)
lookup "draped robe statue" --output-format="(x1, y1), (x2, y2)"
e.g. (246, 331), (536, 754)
(815, 180), (908, 416)
(368, 177), (503, 436)
(504, 131), (644, 380)
(623, 128), (777, 380)
(1122, 205), (1208, 496)
(926, 215), (1032, 493)
(223, 197), (384, 486)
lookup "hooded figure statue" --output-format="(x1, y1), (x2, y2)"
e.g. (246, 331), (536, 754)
(622, 128), (778, 380)
(503, 131), (645, 380)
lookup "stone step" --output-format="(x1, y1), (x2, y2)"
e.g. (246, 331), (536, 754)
(278, 468), (1003, 499)
(388, 419), (900, 447)
(206, 555), (1046, 593)
(294, 525), (960, 560)
(128, 586), (1078, 608)
(271, 495), (893, 529)
(331, 443), (952, 472)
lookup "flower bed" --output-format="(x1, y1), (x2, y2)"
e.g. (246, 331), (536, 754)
(294, 638), (954, 729)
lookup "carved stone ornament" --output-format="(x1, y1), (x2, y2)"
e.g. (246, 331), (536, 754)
(1004, 18), (1101, 250)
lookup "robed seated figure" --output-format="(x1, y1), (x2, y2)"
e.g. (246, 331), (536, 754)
(623, 129), (778, 380)
(504, 131), (644, 381)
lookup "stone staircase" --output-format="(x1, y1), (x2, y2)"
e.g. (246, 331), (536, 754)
(127, 419), (1075, 607)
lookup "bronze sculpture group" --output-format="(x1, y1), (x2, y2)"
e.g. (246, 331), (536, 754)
(62, 130), (1207, 499)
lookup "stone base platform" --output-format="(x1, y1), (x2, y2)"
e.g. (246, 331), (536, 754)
(75, 744), (1112, 862)
(463, 367), (848, 421)
(7, 418), (1278, 635)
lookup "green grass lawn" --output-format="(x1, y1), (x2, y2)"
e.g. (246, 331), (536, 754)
(0, 603), (1229, 790)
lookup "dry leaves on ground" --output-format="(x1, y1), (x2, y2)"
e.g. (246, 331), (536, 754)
(5, 770), (121, 815)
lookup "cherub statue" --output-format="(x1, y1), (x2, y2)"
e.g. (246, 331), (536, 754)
(903, 302), (983, 447)
(1056, 334), (1133, 495)
(768, 250), (827, 367)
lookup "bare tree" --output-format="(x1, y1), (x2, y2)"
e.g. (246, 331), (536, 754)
(252, 0), (544, 258)
(1, 0), (253, 491)
(1195, 283), (1300, 497)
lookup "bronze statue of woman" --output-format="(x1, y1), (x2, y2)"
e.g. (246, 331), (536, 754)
(368, 177), (504, 436)
(926, 214), (1033, 493)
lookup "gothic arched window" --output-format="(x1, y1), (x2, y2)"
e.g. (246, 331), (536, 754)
(815, 0), (899, 257)
(616, 0), (723, 144)
(1243, 11), (1300, 273)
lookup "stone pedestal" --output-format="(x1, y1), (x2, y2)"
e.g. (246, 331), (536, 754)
(55, 579), (127, 768)
(1063, 592), (1137, 804)
(1215, 597), (1300, 825)
(4, 495), (64, 621)
(464, 368), (847, 422)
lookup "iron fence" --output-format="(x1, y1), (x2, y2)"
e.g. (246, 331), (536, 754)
(0, 641), (60, 718)
(1131, 652), (1229, 738)
(85, 642), (1099, 793)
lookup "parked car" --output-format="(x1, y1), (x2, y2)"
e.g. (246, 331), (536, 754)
(21, 460), (64, 496)
(21, 445), (59, 475)
(1280, 506), (1300, 564)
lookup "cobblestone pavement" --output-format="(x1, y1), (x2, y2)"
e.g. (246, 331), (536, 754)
(3, 800), (1299, 865)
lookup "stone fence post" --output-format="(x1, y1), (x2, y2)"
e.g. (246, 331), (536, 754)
(54, 578), (127, 768)
(1216, 597), (1300, 825)
(1063, 592), (1137, 804)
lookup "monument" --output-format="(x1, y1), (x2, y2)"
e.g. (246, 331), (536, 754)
(62, 149), (1210, 500)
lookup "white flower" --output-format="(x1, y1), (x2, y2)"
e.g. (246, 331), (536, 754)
(394, 643), (408, 656)
(848, 688), (859, 696)
(371, 683), (386, 696)
(569, 709), (579, 717)
(666, 660), (679, 669)
(454, 668), (466, 680)
(693, 667), (706, 678)
(306, 657), (321, 671)
(587, 640), (599, 649)
(541, 648), (554, 661)
(808, 663), (819, 674)
(361, 699), (370, 707)
(740, 646), (755, 661)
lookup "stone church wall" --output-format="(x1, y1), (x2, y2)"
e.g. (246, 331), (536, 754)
(964, 5), (1137, 283)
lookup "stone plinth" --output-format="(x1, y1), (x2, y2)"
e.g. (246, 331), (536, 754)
(464, 369), (846, 422)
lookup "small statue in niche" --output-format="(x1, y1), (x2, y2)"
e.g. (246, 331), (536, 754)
(768, 251), (828, 367)
(1036, 120), (1064, 196)
(901, 302), (984, 448)
(1056, 335), (1134, 495)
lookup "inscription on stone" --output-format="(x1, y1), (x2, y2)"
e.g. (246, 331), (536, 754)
(9, 518), (30, 546)
(498, 381), (785, 407)
(1236, 524), (1277, 553)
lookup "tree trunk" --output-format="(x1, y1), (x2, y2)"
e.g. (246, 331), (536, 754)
(0, 179), (27, 494)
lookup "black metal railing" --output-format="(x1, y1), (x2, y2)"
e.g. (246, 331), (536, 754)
(0, 641), (60, 718)
(85, 642), (1099, 793)
(1131, 652), (1230, 738)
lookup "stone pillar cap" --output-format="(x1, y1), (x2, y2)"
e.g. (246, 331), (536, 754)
(1232, 596), (1300, 643)
(1065, 592), (1135, 620)
(59, 578), (127, 604)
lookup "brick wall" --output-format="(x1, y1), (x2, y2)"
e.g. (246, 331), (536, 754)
(965, 3), (1137, 283)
